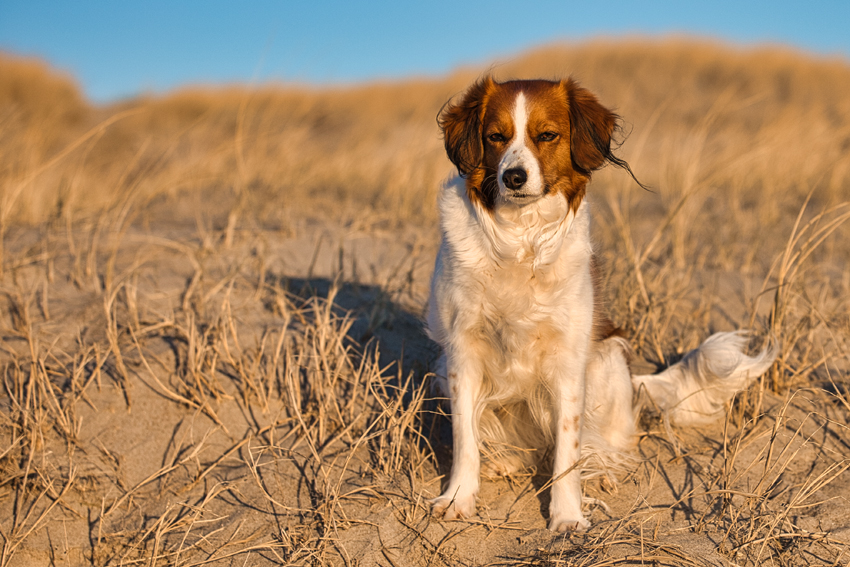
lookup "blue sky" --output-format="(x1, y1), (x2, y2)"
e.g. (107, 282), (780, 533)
(1, 1), (848, 103)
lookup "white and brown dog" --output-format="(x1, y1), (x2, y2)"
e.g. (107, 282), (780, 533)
(426, 77), (775, 532)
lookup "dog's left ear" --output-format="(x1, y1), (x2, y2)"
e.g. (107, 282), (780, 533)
(564, 78), (618, 176)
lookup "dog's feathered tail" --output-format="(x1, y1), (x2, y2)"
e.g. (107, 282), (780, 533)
(632, 331), (777, 426)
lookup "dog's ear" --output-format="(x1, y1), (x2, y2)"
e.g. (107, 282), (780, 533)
(564, 78), (618, 175)
(439, 76), (493, 176)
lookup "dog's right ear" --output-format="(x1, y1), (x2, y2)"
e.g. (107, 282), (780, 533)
(438, 76), (493, 177)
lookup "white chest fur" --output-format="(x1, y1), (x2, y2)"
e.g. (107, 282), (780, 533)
(427, 178), (594, 396)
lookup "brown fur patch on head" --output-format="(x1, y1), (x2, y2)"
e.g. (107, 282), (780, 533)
(564, 78), (618, 175)
(564, 78), (650, 194)
(560, 79), (619, 211)
(504, 81), (580, 210)
(439, 77), (495, 206)
(439, 77), (633, 211)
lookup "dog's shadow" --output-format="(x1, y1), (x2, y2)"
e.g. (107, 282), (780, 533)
(279, 276), (571, 521)
(279, 275), (438, 375)
(278, 275), (455, 453)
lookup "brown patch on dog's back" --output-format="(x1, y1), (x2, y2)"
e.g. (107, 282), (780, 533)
(589, 255), (630, 361)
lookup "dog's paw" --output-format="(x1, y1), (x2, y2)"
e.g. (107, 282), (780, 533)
(430, 492), (476, 520)
(548, 514), (590, 533)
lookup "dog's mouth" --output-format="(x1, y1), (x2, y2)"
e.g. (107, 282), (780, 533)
(503, 190), (542, 205)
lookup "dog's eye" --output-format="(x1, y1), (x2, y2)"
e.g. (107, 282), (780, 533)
(537, 132), (559, 142)
(487, 133), (506, 143)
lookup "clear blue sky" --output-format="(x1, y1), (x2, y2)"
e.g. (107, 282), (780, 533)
(1, 1), (848, 103)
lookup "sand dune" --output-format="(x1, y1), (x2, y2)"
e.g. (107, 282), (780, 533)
(1, 39), (849, 566)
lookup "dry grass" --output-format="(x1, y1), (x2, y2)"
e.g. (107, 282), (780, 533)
(1, 38), (850, 566)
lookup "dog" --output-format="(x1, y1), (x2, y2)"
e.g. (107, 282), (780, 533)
(425, 76), (776, 532)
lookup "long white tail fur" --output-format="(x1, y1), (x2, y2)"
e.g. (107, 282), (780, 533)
(632, 331), (777, 426)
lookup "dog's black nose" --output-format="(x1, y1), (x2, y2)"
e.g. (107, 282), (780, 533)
(502, 168), (527, 190)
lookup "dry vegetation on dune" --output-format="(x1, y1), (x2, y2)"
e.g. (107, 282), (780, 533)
(1, 39), (850, 566)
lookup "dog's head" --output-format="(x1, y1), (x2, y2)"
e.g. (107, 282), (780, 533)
(439, 77), (631, 211)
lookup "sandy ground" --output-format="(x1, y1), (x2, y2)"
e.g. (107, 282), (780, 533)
(4, 39), (850, 567)
(2, 203), (849, 567)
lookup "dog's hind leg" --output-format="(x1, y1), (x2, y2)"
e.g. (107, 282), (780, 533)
(584, 337), (636, 454)
(580, 337), (638, 489)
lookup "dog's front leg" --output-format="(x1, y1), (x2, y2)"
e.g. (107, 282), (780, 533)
(431, 349), (482, 520)
(547, 342), (591, 532)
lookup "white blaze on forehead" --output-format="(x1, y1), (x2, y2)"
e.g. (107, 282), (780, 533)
(498, 91), (544, 197)
(510, 92), (528, 148)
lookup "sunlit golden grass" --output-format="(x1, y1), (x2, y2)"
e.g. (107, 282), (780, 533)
(1, 39), (850, 566)
(4, 39), (850, 229)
